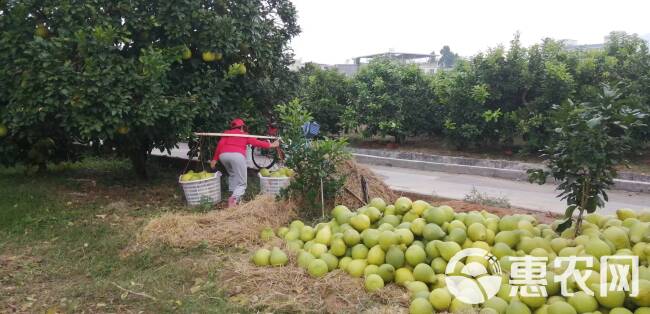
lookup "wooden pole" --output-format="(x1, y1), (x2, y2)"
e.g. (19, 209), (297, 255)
(193, 132), (280, 140)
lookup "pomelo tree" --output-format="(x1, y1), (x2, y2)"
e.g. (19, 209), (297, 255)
(0, 0), (299, 176)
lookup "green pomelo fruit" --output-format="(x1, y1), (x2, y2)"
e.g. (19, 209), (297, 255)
(405, 244), (427, 266)
(547, 301), (577, 314)
(365, 274), (384, 292)
(307, 259), (329, 277)
(409, 297), (433, 314)
(428, 287), (452, 311)
(252, 248), (271, 266)
(269, 247), (288, 266)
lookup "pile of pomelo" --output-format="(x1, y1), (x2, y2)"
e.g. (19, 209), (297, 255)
(180, 170), (214, 182)
(252, 196), (650, 314)
(260, 167), (295, 178)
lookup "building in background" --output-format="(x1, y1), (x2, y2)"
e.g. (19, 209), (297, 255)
(293, 50), (439, 77)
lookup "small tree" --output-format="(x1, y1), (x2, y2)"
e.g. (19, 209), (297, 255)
(275, 99), (350, 216)
(528, 85), (646, 235)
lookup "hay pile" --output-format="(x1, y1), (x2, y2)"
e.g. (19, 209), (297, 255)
(132, 195), (296, 250)
(336, 159), (397, 208)
(220, 250), (408, 313)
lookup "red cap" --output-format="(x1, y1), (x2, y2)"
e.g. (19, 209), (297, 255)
(230, 118), (245, 128)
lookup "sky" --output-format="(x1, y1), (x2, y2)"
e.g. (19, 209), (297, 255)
(289, 0), (650, 65)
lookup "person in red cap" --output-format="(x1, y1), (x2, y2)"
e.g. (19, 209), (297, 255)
(210, 118), (279, 207)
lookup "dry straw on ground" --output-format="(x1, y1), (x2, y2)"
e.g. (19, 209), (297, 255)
(220, 250), (409, 313)
(337, 159), (397, 208)
(132, 195), (297, 250)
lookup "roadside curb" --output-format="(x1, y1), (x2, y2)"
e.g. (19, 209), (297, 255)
(350, 148), (650, 193)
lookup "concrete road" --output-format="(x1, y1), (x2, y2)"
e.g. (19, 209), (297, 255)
(367, 164), (650, 215)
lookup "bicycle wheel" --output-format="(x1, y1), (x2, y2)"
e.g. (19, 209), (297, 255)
(251, 147), (278, 169)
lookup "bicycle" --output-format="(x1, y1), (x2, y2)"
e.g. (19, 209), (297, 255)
(250, 121), (320, 170)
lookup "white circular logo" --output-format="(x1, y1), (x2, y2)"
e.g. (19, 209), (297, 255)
(445, 248), (503, 304)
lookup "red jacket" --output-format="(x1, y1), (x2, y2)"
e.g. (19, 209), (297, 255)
(212, 129), (271, 161)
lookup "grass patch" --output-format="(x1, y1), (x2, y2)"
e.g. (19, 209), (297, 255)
(0, 156), (250, 313)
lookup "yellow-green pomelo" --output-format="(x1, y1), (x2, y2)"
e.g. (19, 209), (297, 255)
(428, 287), (452, 311)
(410, 218), (426, 236)
(468, 223), (488, 241)
(277, 227), (289, 238)
(253, 248), (271, 266)
(382, 214), (402, 227)
(402, 211), (420, 223)
(413, 263), (436, 283)
(286, 239), (303, 253)
(632, 279), (650, 307)
(610, 309), (634, 314)
(309, 243), (328, 258)
(585, 238), (612, 258)
(350, 214), (371, 231)
(343, 229), (361, 246)
(362, 229), (381, 247)
(492, 242), (514, 259)
(431, 257), (447, 274)
(547, 301), (577, 314)
(602, 226), (631, 249)
(351, 244), (369, 259)
(506, 300), (531, 314)
(338, 256), (352, 271)
(368, 245), (386, 265)
(307, 259), (329, 277)
(330, 238), (347, 257)
(406, 281), (430, 295)
(315, 225), (332, 244)
(567, 291), (598, 313)
(394, 196), (413, 214)
(635, 308), (650, 314)
(422, 223), (446, 241)
(423, 206), (449, 225)
(550, 237), (570, 254)
(617, 208), (638, 220)
(631, 222), (650, 244)
(379, 230), (399, 250)
(384, 205), (396, 215)
(481, 309), (499, 314)
(483, 297), (508, 314)
(386, 245), (406, 268)
(377, 263), (395, 283)
(496, 284), (513, 302)
(269, 247), (288, 266)
(320, 253), (339, 271)
(395, 267), (415, 285)
(364, 264), (379, 277)
(409, 297), (433, 314)
(591, 283), (625, 308)
(405, 244), (427, 266)
(366, 207), (382, 222)
(448, 228), (467, 244)
(300, 226), (316, 242)
(425, 241), (440, 259)
(347, 259), (367, 277)
(365, 274), (384, 292)
(369, 197), (387, 211)
(450, 298), (474, 313)
(297, 251), (315, 268)
(411, 200), (430, 215)
(495, 231), (519, 248)
(396, 228), (415, 246)
(289, 220), (304, 230)
(435, 240), (462, 261)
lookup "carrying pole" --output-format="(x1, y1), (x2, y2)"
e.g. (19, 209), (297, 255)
(193, 132), (280, 140)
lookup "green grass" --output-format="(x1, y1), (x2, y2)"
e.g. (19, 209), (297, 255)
(0, 157), (252, 313)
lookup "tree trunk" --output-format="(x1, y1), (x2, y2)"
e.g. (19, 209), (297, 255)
(129, 145), (149, 179)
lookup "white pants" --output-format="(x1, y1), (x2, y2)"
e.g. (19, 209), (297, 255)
(219, 152), (247, 198)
